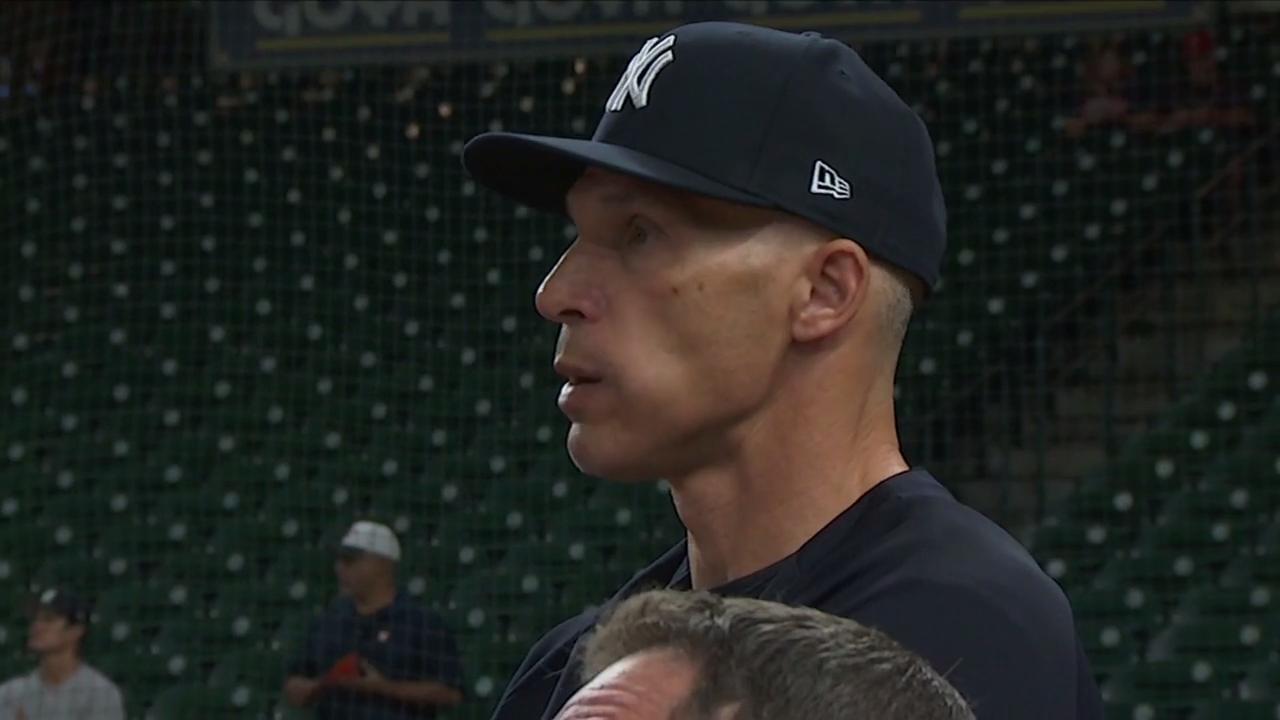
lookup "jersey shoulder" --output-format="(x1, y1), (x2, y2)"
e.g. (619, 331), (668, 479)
(0, 671), (34, 697)
(77, 665), (125, 701)
(855, 471), (1051, 583)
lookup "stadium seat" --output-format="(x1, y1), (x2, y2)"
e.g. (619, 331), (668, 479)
(1204, 449), (1280, 524)
(1189, 701), (1280, 720)
(445, 569), (547, 638)
(269, 614), (312, 658)
(207, 649), (284, 717)
(1092, 550), (1213, 614)
(499, 535), (606, 588)
(1148, 617), (1276, 664)
(91, 580), (201, 654)
(1135, 515), (1252, 567)
(209, 648), (285, 691)
(1220, 553), (1280, 590)
(432, 510), (499, 569)
(457, 650), (508, 720)
(1071, 584), (1163, 629)
(447, 497), (540, 553)
(1104, 660), (1228, 712)
(1238, 662), (1280, 701)
(1099, 702), (1155, 720)
(1077, 619), (1140, 676)
(1031, 516), (1126, 585)
(1172, 583), (1274, 622)
(203, 587), (271, 651)
(264, 545), (336, 590)
(29, 553), (121, 598)
(144, 684), (236, 720)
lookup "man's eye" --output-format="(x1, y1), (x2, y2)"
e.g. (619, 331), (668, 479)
(625, 218), (650, 246)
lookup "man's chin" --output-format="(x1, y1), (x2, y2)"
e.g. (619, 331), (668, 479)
(567, 425), (660, 484)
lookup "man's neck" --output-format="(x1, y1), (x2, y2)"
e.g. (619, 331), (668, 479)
(353, 585), (396, 616)
(38, 651), (80, 687)
(671, 379), (907, 590)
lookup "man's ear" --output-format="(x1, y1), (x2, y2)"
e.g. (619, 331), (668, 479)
(791, 238), (870, 343)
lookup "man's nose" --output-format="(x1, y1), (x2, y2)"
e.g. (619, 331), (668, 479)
(534, 241), (605, 323)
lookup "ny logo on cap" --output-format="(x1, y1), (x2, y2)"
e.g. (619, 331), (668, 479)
(606, 34), (676, 112)
(810, 160), (851, 200)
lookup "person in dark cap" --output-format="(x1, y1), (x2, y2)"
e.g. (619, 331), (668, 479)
(0, 588), (123, 720)
(461, 21), (1103, 720)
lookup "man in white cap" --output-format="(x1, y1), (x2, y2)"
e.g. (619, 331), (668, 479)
(0, 587), (124, 720)
(283, 521), (464, 719)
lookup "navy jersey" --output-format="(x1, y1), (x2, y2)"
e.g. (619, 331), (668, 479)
(288, 590), (464, 720)
(492, 469), (1103, 720)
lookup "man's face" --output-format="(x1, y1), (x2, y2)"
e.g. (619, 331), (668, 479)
(334, 549), (384, 596)
(554, 648), (702, 720)
(27, 608), (80, 655)
(539, 169), (814, 482)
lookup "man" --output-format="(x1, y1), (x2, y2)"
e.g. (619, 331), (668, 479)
(462, 21), (1103, 719)
(283, 520), (464, 719)
(558, 589), (973, 720)
(0, 588), (124, 720)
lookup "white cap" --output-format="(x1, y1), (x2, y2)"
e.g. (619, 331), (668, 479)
(340, 521), (401, 562)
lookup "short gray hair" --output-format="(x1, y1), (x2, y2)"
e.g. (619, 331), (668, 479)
(875, 260), (923, 348)
(581, 590), (973, 720)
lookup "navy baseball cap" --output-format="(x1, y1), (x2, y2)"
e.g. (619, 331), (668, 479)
(462, 21), (947, 290)
(29, 587), (91, 626)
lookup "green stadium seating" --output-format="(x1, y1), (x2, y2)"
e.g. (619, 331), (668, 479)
(1135, 515), (1252, 568)
(460, 635), (517, 716)
(1093, 550), (1215, 613)
(209, 648), (285, 691)
(1077, 619), (1141, 676)
(1189, 701), (1280, 720)
(145, 684), (239, 720)
(1238, 662), (1280, 701)
(1103, 660), (1228, 712)
(3, 13), (1277, 718)
(91, 580), (201, 655)
(269, 614), (312, 658)
(1148, 618), (1277, 665)
(1031, 516), (1127, 586)
(1172, 584), (1274, 622)
(30, 553), (124, 598)
(1220, 552), (1280, 590)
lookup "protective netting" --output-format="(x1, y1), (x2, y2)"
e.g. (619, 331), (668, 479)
(1, 2), (1278, 718)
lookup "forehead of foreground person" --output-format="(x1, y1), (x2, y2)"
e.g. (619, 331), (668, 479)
(553, 589), (975, 720)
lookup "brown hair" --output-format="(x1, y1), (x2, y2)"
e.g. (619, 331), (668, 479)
(581, 589), (974, 720)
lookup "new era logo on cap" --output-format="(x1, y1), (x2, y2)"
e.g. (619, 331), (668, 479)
(810, 160), (851, 200)
(606, 34), (676, 112)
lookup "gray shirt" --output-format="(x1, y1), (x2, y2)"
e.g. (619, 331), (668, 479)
(0, 664), (124, 720)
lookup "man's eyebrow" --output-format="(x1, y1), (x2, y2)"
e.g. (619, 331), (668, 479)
(566, 184), (635, 219)
(596, 188), (635, 207)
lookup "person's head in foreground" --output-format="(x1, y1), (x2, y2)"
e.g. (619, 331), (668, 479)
(27, 587), (90, 659)
(334, 520), (401, 603)
(555, 590), (974, 720)
(463, 21), (945, 486)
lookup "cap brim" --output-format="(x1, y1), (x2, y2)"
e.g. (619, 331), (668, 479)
(461, 132), (774, 215)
